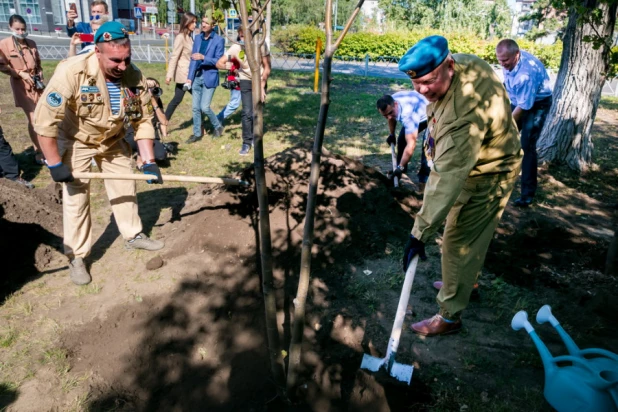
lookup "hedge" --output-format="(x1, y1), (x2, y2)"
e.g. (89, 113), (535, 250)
(273, 26), (565, 70)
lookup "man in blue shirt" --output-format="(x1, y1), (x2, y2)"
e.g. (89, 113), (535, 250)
(497, 39), (553, 207)
(66, 0), (108, 49)
(186, 16), (224, 143)
(377, 92), (429, 187)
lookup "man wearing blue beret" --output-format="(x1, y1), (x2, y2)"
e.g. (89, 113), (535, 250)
(399, 35), (522, 336)
(34, 21), (164, 286)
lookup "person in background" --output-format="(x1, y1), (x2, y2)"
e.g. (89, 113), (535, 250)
(165, 12), (197, 122)
(0, 106), (34, 188)
(0, 14), (45, 165)
(186, 16), (225, 143)
(68, 14), (109, 57)
(125, 77), (175, 166)
(215, 26), (271, 156)
(66, 0), (109, 49)
(216, 52), (241, 126)
(376, 92), (429, 188)
(496, 39), (553, 207)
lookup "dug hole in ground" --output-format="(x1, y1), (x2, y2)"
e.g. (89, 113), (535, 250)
(1, 139), (617, 411)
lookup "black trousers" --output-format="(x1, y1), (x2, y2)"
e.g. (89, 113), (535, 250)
(0, 127), (19, 180)
(516, 96), (552, 198)
(396, 120), (430, 182)
(239, 80), (254, 146)
(164, 83), (191, 122)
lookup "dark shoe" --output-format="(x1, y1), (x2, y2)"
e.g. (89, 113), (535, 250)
(125, 233), (165, 251)
(433, 281), (480, 300)
(239, 144), (251, 156)
(410, 314), (462, 337)
(213, 126), (224, 138)
(185, 135), (201, 144)
(70, 258), (92, 285)
(10, 177), (34, 189)
(513, 197), (533, 207)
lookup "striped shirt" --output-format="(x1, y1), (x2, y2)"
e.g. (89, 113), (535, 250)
(106, 81), (122, 115)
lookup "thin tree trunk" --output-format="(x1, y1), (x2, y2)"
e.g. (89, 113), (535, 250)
(237, 0), (286, 397)
(537, 1), (617, 172)
(286, 0), (365, 397)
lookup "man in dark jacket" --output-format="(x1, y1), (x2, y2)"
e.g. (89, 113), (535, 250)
(186, 16), (225, 143)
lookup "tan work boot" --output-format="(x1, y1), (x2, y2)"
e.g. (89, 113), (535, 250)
(124, 233), (164, 251)
(70, 258), (92, 285)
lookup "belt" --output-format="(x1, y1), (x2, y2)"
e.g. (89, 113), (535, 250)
(533, 95), (552, 109)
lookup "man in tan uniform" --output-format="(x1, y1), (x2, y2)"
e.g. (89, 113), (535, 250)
(34, 22), (164, 286)
(398, 35), (522, 336)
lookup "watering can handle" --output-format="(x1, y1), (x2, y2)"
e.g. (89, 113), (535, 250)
(579, 348), (618, 362)
(552, 355), (597, 373)
(552, 355), (617, 390)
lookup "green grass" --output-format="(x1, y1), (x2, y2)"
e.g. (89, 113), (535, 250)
(2, 60), (409, 190)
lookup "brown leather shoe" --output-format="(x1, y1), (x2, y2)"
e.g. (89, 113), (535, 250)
(433, 281), (480, 299)
(410, 314), (462, 337)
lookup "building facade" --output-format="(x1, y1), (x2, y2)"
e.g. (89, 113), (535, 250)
(0, 0), (134, 33)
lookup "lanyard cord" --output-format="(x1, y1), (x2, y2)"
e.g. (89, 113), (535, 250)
(12, 36), (37, 73)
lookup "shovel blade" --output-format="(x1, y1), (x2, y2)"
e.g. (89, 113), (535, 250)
(360, 354), (384, 372)
(390, 362), (414, 384)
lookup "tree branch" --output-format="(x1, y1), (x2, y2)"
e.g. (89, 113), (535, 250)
(333, 0), (365, 51)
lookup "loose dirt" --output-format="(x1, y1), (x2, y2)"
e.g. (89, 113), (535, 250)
(2, 140), (617, 411)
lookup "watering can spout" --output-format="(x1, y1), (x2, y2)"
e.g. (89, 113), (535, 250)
(536, 305), (581, 356)
(511, 311), (557, 374)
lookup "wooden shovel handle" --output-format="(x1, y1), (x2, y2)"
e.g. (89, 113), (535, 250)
(72, 172), (249, 186)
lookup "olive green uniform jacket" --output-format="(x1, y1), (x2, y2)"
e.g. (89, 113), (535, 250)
(412, 54), (523, 319)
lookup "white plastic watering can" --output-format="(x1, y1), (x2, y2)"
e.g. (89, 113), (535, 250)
(511, 305), (618, 412)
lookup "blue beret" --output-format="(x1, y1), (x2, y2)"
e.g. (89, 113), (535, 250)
(94, 21), (129, 44)
(398, 35), (449, 79)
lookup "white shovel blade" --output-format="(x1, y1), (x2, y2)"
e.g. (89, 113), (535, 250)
(390, 362), (414, 384)
(360, 354), (385, 372)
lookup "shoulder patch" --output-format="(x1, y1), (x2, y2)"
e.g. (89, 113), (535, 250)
(46, 92), (63, 108)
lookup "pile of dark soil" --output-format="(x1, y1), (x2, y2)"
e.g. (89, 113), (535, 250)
(0, 180), (63, 301)
(63, 143), (424, 411)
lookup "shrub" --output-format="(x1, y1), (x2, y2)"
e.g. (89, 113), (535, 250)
(272, 26), (564, 70)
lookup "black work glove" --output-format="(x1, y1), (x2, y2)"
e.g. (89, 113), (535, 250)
(142, 162), (163, 184)
(402, 234), (426, 272)
(386, 133), (396, 145)
(47, 161), (74, 183)
(391, 165), (404, 180)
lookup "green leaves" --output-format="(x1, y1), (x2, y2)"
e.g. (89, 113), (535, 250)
(272, 26), (565, 70)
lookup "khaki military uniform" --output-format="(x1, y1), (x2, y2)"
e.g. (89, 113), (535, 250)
(412, 54), (522, 320)
(34, 52), (155, 260)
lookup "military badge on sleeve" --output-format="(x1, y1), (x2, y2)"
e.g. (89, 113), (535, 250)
(46, 92), (63, 108)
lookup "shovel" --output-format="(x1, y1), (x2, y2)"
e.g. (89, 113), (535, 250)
(72, 172), (249, 186)
(390, 143), (399, 188)
(360, 255), (419, 384)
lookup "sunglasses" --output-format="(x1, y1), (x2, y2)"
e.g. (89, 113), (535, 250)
(90, 15), (102, 21)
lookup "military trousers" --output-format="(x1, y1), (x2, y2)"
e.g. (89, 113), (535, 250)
(60, 138), (142, 259)
(437, 172), (519, 320)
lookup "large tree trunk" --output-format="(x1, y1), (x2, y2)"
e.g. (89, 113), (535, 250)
(537, 1), (617, 173)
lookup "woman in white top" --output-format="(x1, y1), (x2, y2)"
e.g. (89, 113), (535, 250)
(165, 12), (197, 121)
